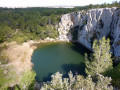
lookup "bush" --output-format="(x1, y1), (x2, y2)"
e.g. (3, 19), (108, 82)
(10, 31), (39, 44)
(104, 64), (120, 88)
(19, 70), (36, 90)
(41, 71), (113, 90)
(0, 67), (7, 89)
(0, 25), (14, 43)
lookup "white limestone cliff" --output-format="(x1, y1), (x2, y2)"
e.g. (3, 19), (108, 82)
(58, 7), (120, 59)
(111, 9), (120, 58)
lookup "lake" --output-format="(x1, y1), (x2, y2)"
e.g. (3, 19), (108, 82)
(31, 42), (90, 82)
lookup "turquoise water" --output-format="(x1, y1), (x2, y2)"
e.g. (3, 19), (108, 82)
(31, 42), (90, 82)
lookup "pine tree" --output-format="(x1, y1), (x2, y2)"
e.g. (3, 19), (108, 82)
(85, 37), (113, 76)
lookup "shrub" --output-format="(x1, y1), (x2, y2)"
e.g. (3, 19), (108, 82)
(19, 70), (36, 90)
(41, 71), (113, 90)
(104, 64), (120, 88)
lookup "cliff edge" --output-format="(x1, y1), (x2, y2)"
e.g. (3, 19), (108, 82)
(58, 7), (120, 59)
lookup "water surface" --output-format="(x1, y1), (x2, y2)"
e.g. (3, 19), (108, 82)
(31, 42), (89, 82)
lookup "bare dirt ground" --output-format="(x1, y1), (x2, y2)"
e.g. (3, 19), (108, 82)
(0, 41), (39, 85)
(5, 41), (37, 72)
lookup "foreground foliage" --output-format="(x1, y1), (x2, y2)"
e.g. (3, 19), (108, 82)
(104, 64), (120, 88)
(0, 67), (8, 89)
(19, 70), (36, 90)
(41, 71), (113, 90)
(0, 67), (15, 89)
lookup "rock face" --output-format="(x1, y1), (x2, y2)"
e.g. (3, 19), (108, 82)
(58, 8), (120, 59)
(111, 9), (120, 58)
(58, 14), (73, 41)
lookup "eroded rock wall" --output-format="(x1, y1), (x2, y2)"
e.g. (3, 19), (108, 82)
(111, 9), (120, 58)
(58, 8), (120, 58)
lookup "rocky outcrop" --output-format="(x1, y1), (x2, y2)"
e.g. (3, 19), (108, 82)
(58, 14), (73, 41)
(58, 7), (120, 59)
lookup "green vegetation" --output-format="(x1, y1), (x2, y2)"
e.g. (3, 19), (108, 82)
(0, 45), (8, 64)
(19, 70), (36, 90)
(41, 71), (113, 90)
(0, 25), (14, 43)
(0, 66), (16, 89)
(41, 37), (119, 89)
(84, 37), (120, 88)
(9, 31), (39, 44)
(85, 37), (113, 76)
(0, 1), (120, 43)
(104, 64), (120, 88)
(7, 70), (36, 90)
(0, 68), (8, 89)
(0, 9), (60, 43)
(0, 1), (120, 89)
(74, 1), (120, 10)
(0, 37), (120, 89)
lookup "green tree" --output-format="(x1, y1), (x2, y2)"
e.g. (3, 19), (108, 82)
(19, 70), (36, 90)
(0, 25), (14, 43)
(85, 37), (113, 76)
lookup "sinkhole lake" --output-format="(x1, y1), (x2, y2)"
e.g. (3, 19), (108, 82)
(31, 42), (90, 82)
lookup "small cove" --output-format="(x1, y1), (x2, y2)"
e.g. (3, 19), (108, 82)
(31, 42), (90, 82)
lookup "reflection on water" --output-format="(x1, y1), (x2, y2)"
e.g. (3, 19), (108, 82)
(31, 42), (90, 82)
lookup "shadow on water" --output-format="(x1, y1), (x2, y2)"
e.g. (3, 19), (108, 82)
(36, 73), (53, 83)
(41, 63), (86, 83)
(37, 62), (86, 83)
(60, 42), (91, 78)
(61, 62), (86, 78)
